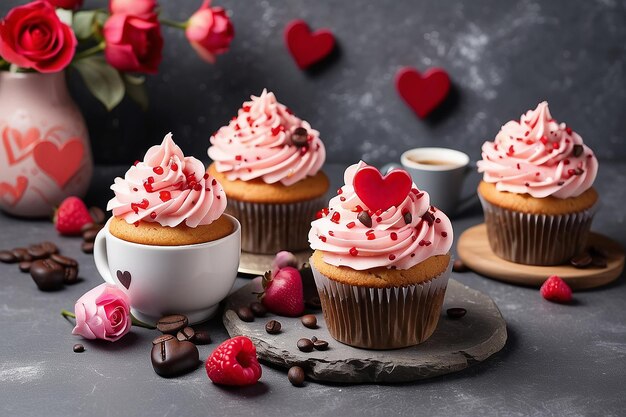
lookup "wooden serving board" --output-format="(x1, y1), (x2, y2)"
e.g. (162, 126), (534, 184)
(457, 224), (625, 290)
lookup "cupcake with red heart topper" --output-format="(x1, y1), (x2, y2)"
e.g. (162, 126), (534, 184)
(207, 89), (329, 254)
(308, 161), (453, 349)
(477, 101), (599, 265)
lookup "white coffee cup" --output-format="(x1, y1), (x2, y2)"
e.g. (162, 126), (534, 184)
(94, 215), (241, 325)
(384, 147), (473, 216)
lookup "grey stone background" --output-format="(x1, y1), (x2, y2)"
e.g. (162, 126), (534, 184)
(2, 0), (625, 165)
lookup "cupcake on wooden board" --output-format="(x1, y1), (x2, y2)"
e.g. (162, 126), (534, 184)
(208, 89), (329, 254)
(107, 133), (234, 246)
(309, 161), (453, 349)
(477, 101), (599, 265)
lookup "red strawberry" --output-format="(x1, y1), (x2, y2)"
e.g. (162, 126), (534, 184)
(540, 275), (573, 303)
(205, 336), (262, 386)
(54, 196), (93, 235)
(260, 266), (304, 317)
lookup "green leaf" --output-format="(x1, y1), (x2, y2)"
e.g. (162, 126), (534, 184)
(73, 11), (97, 40)
(55, 9), (73, 27)
(123, 74), (149, 111)
(72, 56), (125, 111)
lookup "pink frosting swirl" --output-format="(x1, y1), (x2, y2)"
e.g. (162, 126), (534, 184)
(107, 133), (227, 228)
(309, 162), (453, 271)
(477, 101), (598, 199)
(208, 89), (326, 186)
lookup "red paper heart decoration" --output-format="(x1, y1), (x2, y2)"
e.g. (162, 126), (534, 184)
(285, 20), (336, 70)
(395, 67), (451, 118)
(33, 140), (84, 188)
(0, 176), (28, 207)
(2, 127), (41, 165)
(353, 166), (412, 212)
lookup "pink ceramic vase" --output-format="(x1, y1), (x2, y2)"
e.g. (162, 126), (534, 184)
(0, 71), (93, 217)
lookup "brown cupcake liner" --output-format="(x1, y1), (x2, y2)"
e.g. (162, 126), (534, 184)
(479, 195), (597, 266)
(226, 196), (326, 254)
(311, 262), (452, 350)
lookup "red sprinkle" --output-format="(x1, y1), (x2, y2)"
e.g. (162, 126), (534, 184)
(159, 191), (171, 202)
(212, 179), (217, 186)
(337, 188), (343, 195)
(130, 198), (149, 214)
(390, 232), (398, 241)
(367, 233), (376, 240)
(171, 162), (178, 171)
(346, 222), (356, 229)
(134, 160), (140, 166)
(331, 212), (341, 224)
(507, 145), (515, 156)
(271, 126), (281, 136)
(564, 159), (570, 165)
(340, 196), (346, 202)
(132, 187), (138, 192)
(441, 232), (448, 237)
(389, 254), (396, 261)
(517, 163), (521, 170)
(242, 105), (250, 112)
(235, 155), (242, 161)
(150, 211), (157, 219)
(329, 231), (335, 237)
(194, 183), (202, 191)
(565, 126), (572, 135)
(410, 253), (415, 257)
(319, 236), (327, 242)
(540, 136), (549, 145)
(153, 166), (164, 175)
(203, 173), (209, 179)
(134, 221), (140, 227)
(412, 236), (417, 242)
(216, 195), (221, 199)
(349, 247), (358, 257)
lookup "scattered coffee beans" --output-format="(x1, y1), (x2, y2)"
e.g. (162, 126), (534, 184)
(570, 252), (592, 269)
(82, 229), (99, 243)
(193, 330), (211, 345)
(156, 314), (189, 334)
(63, 265), (79, 285)
(50, 254), (78, 268)
(236, 306), (254, 322)
(12, 248), (31, 261)
(40, 241), (58, 255)
(453, 259), (469, 273)
(297, 338), (314, 352)
(89, 206), (106, 224)
(310, 336), (317, 343)
(313, 340), (329, 351)
(81, 241), (94, 254)
(301, 314), (318, 329)
(265, 320), (282, 334)
(18, 261), (31, 273)
(73, 344), (85, 353)
(447, 307), (467, 319)
(30, 259), (65, 291)
(288, 366), (305, 387)
(176, 327), (195, 342)
(151, 334), (199, 377)
(0, 250), (18, 263)
(249, 302), (267, 317)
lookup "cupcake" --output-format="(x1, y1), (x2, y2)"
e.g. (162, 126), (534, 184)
(477, 102), (599, 265)
(208, 89), (329, 254)
(308, 161), (453, 349)
(107, 133), (234, 245)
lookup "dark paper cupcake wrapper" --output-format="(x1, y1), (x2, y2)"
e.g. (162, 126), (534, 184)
(311, 262), (451, 350)
(479, 195), (597, 266)
(226, 196), (326, 254)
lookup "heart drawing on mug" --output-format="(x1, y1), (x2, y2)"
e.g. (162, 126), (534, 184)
(116, 270), (132, 289)
(0, 176), (28, 207)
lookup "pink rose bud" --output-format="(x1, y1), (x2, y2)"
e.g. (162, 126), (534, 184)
(72, 283), (132, 342)
(103, 14), (163, 74)
(185, 0), (234, 64)
(109, 0), (157, 18)
(272, 251), (299, 272)
(45, 0), (84, 10)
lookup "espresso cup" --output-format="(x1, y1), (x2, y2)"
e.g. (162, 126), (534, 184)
(384, 147), (472, 216)
(94, 215), (241, 325)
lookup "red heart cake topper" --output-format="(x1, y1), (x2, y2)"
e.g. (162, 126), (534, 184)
(353, 166), (412, 212)
(285, 20), (336, 70)
(395, 67), (451, 118)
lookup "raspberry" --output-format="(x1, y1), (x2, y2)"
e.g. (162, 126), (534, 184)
(54, 197), (93, 236)
(205, 336), (262, 386)
(540, 275), (573, 303)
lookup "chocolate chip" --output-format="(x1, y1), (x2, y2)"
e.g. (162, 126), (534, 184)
(453, 259), (468, 273)
(570, 252), (592, 269)
(421, 211), (435, 226)
(81, 241), (94, 254)
(447, 307), (467, 319)
(73, 344), (85, 353)
(313, 340), (329, 351)
(572, 144), (583, 157)
(176, 327), (195, 342)
(30, 259), (65, 291)
(89, 206), (106, 224)
(265, 320), (281, 334)
(27, 245), (48, 260)
(0, 250), (18, 263)
(305, 296), (322, 310)
(40, 241), (58, 255)
(156, 314), (189, 334)
(151, 335), (199, 377)
(82, 228), (100, 243)
(357, 211), (372, 228)
(403, 212), (413, 225)
(291, 127), (308, 147)
(288, 366), (305, 387)
(301, 314), (318, 329)
(193, 330), (211, 345)
(249, 302), (267, 317)
(63, 266), (79, 285)
(18, 261), (32, 273)
(12, 248), (31, 262)
(297, 338), (314, 352)
(50, 254), (78, 268)
(236, 306), (254, 322)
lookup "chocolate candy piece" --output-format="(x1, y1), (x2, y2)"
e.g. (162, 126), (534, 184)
(18, 261), (32, 273)
(73, 344), (85, 353)
(357, 211), (372, 228)
(40, 241), (58, 255)
(0, 250), (18, 263)
(27, 245), (49, 260)
(82, 228), (100, 243)
(447, 307), (467, 319)
(572, 144), (583, 157)
(156, 314), (189, 334)
(236, 306), (254, 322)
(176, 327), (195, 342)
(63, 266), (79, 285)
(81, 241), (94, 254)
(12, 248), (31, 262)
(297, 338), (314, 352)
(403, 212), (412, 225)
(193, 330), (211, 345)
(151, 335), (199, 378)
(313, 340), (329, 351)
(288, 366), (305, 387)
(301, 314), (318, 329)
(291, 127), (308, 147)
(50, 254), (78, 268)
(30, 259), (65, 291)
(453, 259), (468, 273)
(421, 211), (435, 226)
(249, 302), (267, 317)
(570, 252), (592, 269)
(265, 320), (282, 335)
(89, 206), (106, 224)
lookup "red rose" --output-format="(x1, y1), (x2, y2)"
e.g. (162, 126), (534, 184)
(0, 1), (77, 73)
(103, 14), (163, 74)
(109, 0), (157, 19)
(45, 0), (84, 10)
(185, 0), (234, 63)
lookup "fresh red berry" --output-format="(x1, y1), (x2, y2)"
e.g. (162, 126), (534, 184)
(205, 336), (262, 386)
(54, 197), (93, 236)
(540, 275), (573, 303)
(260, 267), (304, 317)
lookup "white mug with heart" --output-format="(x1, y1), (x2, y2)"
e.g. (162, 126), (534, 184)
(93, 215), (241, 325)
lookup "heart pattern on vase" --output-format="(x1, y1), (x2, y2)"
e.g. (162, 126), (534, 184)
(116, 270), (132, 290)
(33, 139), (84, 188)
(353, 165), (412, 212)
(285, 20), (336, 69)
(395, 67), (451, 118)
(0, 176), (28, 207)
(2, 126), (42, 166)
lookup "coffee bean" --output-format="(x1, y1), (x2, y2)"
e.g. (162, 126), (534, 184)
(81, 241), (94, 254)
(152, 334), (175, 345)
(265, 320), (282, 334)
(151, 336), (199, 377)
(0, 250), (18, 263)
(12, 248), (31, 262)
(82, 228), (100, 243)
(236, 306), (254, 322)
(591, 256), (607, 268)
(40, 241), (58, 255)
(177, 327), (195, 342)
(249, 302), (267, 317)
(453, 259), (469, 273)
(63, 266), (79, 285)
(30, 259), (65, 291)
(297, 338), (314, 352)
(570, 252), (592, 269)
(313, 340), (329, 351)
(357, 211), (372, 228)
(447, 307), (467, 319)
(310, 336), (317, 343)
(89, 206), (106, 224)
(305, 296), (322, 310)
(73, 344), (85, 353)
(80, 222), (96, 234)
(301, 314), (318, 329)
(18, 261), (32, 273)
(288, 366), (305, 387)
(291, 127), (308, 147)
(193, 330), (211, 345)
(50, 254), (78, 268)
(27, 245), (49, 260)
(156, 314), (189, 334)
